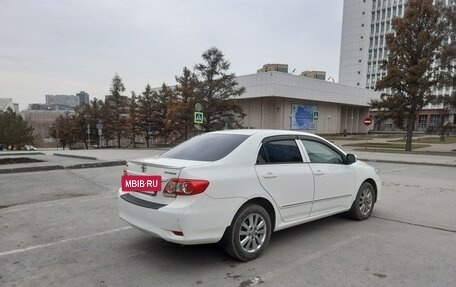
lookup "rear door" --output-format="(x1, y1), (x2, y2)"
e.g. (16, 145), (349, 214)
(254, 136), (315, 222)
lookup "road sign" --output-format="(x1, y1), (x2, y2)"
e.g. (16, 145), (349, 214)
(194, 112), (203, 124)
(363, 117), (373, 126)
(98, 129), (102, 136)
(195, 103), (203, 112)
(313, 111), (319, 121)
(147, 127), (153, 136)
(96, 123), (103, 130)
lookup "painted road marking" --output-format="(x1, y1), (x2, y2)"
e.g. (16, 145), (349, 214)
(0, 226), (132, 257)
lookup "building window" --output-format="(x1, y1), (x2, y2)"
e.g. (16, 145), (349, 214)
(418, 115), (428, 131)
(362, 11), (365, 15)
(360, 48), (363, 51)
(430, 115), (441, 126)
(358, 71), (361, 74)
(361, 24), (364, 27)
(357, 82), (360, 86)
(361, 35), (364, 39)
(358, 59), (362, 63)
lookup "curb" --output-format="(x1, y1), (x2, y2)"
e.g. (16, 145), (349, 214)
(65, 160), (126, 170)
(0, 152), (45, 157)
(53, 153), (98, 160)
(0, 160), (127, 174)
(0, 165), (64, 174)
(352, 148), (456, 157)
(359, 158), (456, 168)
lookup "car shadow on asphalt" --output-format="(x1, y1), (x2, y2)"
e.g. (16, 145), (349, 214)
(123, 213), (354, 267)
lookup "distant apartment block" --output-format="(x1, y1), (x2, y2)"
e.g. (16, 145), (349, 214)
(76, 91), (90, 106)
(45, 91), (90, 109)
(301, 71), (326, 80)
(257, 64), (289, 73)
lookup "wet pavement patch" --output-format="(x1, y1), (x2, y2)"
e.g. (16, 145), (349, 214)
(0, 157), (45, 165)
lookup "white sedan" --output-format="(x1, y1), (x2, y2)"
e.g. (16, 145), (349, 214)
(118, 129), (381, 261)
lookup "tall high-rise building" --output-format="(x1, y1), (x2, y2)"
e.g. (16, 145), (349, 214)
(339, 0), (453, 96)
(338, 0), (455, 131)
(76, 91), (90, 106)
(339, 0), (405, 89)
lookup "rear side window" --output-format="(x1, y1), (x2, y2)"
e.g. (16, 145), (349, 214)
(257, 139), (303, 164)
(161, 133), (249, 161)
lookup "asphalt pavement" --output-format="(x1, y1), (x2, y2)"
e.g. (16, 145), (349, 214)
(1, 162), (455, 286)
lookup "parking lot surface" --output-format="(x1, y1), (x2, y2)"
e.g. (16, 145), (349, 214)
(1, 161), (455, 287)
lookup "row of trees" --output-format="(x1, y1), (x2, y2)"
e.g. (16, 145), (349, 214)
(50, 47), (246, 149)
(371, 0), (456, 151)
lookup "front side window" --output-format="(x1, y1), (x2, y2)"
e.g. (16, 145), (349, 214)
(301, 140), (344, 164)
(257, 139), (303, 164)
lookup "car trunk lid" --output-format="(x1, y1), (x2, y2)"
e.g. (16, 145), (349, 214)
(123, 157), (207, 205)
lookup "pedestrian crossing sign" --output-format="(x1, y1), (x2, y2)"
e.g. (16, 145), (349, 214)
(194, 112), (204, 124)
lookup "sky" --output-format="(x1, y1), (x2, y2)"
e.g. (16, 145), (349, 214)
(0, 0), (344, 111)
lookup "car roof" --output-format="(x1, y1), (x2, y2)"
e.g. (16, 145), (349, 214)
(210, 129), (319, 138)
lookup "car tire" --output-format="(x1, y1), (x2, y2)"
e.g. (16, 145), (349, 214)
(222, 204), (272, 262)
(348, 182), (375, 220)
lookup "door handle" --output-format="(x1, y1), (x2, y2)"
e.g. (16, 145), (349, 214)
(314, 170), (324, 176)
(263, 172), (277, 179)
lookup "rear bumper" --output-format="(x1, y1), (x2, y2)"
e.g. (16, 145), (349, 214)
(118, 190), (246, 245)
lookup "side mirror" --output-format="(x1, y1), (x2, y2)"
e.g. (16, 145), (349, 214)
(346, 154), (357, 165)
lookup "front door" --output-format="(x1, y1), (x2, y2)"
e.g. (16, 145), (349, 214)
(300, 139), (355, 217)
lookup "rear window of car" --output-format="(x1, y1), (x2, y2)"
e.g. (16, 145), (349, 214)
(161, 133), (250, 161)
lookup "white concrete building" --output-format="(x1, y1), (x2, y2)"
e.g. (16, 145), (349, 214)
(236, 72), (380, 134)
(339, 0), (455, 132)
(339, 0), (453, 97)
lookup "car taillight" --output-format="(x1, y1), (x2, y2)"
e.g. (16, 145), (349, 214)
(163, 178), (209, 196)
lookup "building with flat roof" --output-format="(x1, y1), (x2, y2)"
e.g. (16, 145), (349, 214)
(257, 64), (289, 73)
(235, 72), (380, 134)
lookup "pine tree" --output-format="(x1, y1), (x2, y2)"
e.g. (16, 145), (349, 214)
(128, 91), (141, 147)
(172, 67), (199, 140)
(154, 83), (174, 143)
(194, 47), (245, 132)
(0, 108), (34, 149)
(105, 73), (128, 148)
(138, 84), (156, 147)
